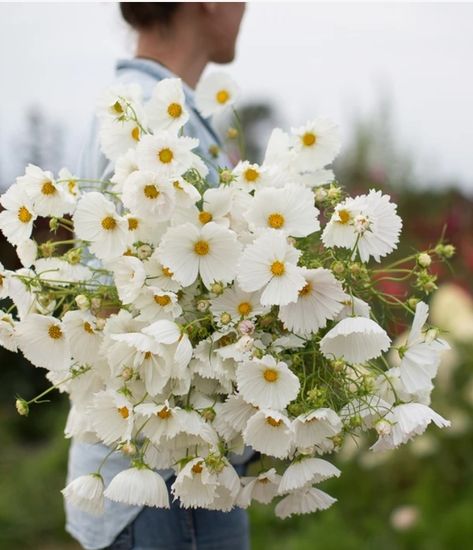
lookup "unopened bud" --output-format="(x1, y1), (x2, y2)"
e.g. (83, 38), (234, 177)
(208, 144), (220, 158)
(219, 169), (233, 185)
(327, 185), (341, 201)
(75, 294), (90, 310)
(227, 127), (239, 139)
(49, 218), (59, 231)
(66, 248), (82, 265)
(15, 398), (29, 416)
(95, 317), (106, 330)
(90, 297), (102, 310)
(220, 312), (232, 325)
(39, 241), (55, 257)
(121, 367), (134, 381)
(407, 297), (419, 310)
(210, 282), (224, 295)
(121, 442), (137, 456)
(238, 319), (255, 336)
(314, 187), (328, 202)
(331, 359), (345, 372)
(136, 244), (152, 260)
(331, 261), (345, 275)
(425, 328), (439, 343)
(196, 299), (209, 312)
(417, 252), (431, 268)
(375, 419), (392, 436)
(201, 408), (216, 422)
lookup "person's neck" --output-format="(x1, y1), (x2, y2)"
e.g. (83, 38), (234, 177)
(135, 25), (208, 89)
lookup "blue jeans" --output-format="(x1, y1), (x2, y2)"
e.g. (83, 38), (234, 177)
(106, 476), (250, 550)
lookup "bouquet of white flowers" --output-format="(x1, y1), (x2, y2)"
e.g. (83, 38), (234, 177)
(0, 73), (454, 518)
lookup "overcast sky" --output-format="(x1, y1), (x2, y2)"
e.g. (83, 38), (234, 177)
(0, 2), (472, 192)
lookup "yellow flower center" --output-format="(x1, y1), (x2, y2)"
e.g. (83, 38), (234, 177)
(144, 351), (152, 360)
(118, 406), (129, 419)
(128, 217), (139, 231)
(167, 102), (183, 118)
(338, 209), (351, 224)
(263, 368), (279, 382)
(158, 148), (174, 164)
(270, 261), (285, 277)
(162, 266), (173, 278)
(48, 324), (63, 340)
(194, 240), (210, 256)
(101, 216), (117, 231)
(154, 294), (171, 307)
(41, 180), (56, 195)
(131, 126), (141, 141)
(68, 180), (77, 195)
(83, 322), (94, 334)
(299, 281), (312, 297)
(18, 206), (32, 223)
(192, 462), (204, 474)
(157, 407), (172, 419)
(267, 213), (285, 229)
(199, 211), (213, 224)
(244, 168), (259, 182)
(144, 184), (160, 199)
(112, 100), (124, 114)
(216, 89), (230, 104)
(266, 416), (282, 427)
(302, 131), (317, 147)
(237, 302), (252, 316)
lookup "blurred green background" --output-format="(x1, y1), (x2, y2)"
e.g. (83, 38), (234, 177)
(1, 102), (473, 550)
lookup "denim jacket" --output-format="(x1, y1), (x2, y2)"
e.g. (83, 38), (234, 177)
(65, 58), (252, 550)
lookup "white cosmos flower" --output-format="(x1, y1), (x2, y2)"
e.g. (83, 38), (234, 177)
(207, 462), (241, 512)
(336, 295), (371, 320)
(293, 408), (342, 451)
(195, 71), (239, 118)
(145, 77), (189, 132)
(17, 164), (73, 217)
(243, 409), (293, 459)
(133, 287), (182, 322)
(172, 458), (219, 508)
(91, 389), (135, 445)
(16, 314), (70, 370)
(122, 170), (176, 220)
(73, 192), (128, 261)
(62, 310), (103, 365)
(291, 118), (341, 171)
(0, 312), (17, 352)
(16, 239), (37, 268)
(232, 161), (270, 192)
(245, 184), (320, 237)
(136, 133), (207, 178)
(237, 230), (306, 306)
(322, 191), (402, 263)
(275, 486), (337, 519)
(210, 285), (268, 325)
(135, 401), (186, 444)
(237, 468), (281, 508)
(0, 184), (37, 245)
(158, 222), (241, 289)
(62, 473), (104, 516)
(58, 167), (80, 200)
(109, 256), (147, 304)
(320, 317), (391, 364)
(174, 186), (232, 229)
(144, 251), (181, 292)
(97, 83), (143, 121)
(399, 301), (450, 394)
(111, 148), (139, 193)
(279, 268), (347, 336)
(142, 319), (193, 372)
(104, 466), (169, 508)
(99, 117), (143, 162)
(370, 403), (450, 452)
(219, 394), (259, 435)
(278, 458), (341, 494)
(236, 355), (300, 410)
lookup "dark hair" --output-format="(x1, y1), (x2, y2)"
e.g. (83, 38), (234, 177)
(120, 2), (180, 29)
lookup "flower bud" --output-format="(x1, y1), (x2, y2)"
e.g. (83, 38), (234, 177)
(208, 144), (220, 158)
(201, 408), (216, 422)
(121, 367), (134, 381)
(314, 187), (328, 202)
(49, 218), (59, 231)
(331, 261), (345, 275)
(121, 442), (137, 456)
(227, 127), (239, 139)
(375, 419), (392, 436)
(75, 294), (90, 311)
(327, 185), (341, 201)
(136, 244), (152, 260)
(196, 299), (210, 312)
(238, 319), (255, 336)
(220, 312), (232, 325)
(407, 297), (419, 310)
(210, 282), (224, 295)
(417, 252), (431, 268)
(219, 170), (233, 184)
(425, 328), (439, 343)
(331, 358), (345, 372)
(95, 317), (106, 330)
(39, 241), (55, 257)
(91, 297), (102, 310)
(16, 398), (29, 416)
